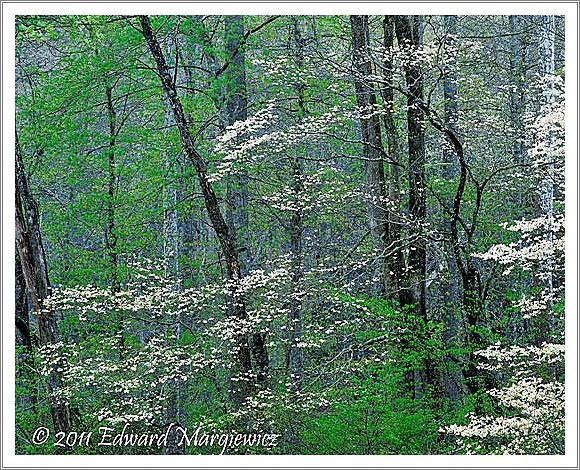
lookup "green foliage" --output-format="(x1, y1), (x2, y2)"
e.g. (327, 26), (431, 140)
(300, 361), (439, 454)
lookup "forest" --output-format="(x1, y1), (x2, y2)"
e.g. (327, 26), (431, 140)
(14, 14), (565, 455)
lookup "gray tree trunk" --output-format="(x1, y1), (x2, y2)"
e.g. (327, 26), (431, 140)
(160, 34), (186, 455)
(443, 15), (459, 178)
(536, 15), (555, 342)
(222, 15), (269, 388)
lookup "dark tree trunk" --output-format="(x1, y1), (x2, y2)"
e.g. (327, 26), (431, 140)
(105, 85), (119, 293)
(350, 15), (390, 296)
(394, 15), (427, 319)
(140, 15), (268, 402)
(104, 84), (127, 365)
(440, 15), (466, 404)
(15, 252), (32, 350)
(16, 250), (37, 411)
(15, 131), (72, 433)
(395, 15), (444, 401)
(380, 16), (404, 300)
(435, 98), (486, 394)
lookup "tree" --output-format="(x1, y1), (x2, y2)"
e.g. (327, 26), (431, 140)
(394, 15), (427, 319)
(15, 131), (72, 433)
(139, 15), (268, 402)
(350, 15), (390, 298)
(380, 15), (404, 301)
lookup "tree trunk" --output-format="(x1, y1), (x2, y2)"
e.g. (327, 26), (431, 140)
(159, 36), (186, 454)
(394, 16), (427, 320)
(15, 130), (72, 433)
(380, 16), (404, 301)
(440, 14), (466, 404)
(350, 15), (390, 297)
(509, 15), (526, 164)
(16, 250), (37, 411)
(105, 85), (119, 293)
(443, 15), (459, 178)
(395, 15), (444, 401)
(224, 15), (250, 276)
(140, 15), (268, 403)
(222, 15), (269, 387)
(16, 251), (32, 350)
(536, 15), (555, 343)
(104, 84), (127, 366)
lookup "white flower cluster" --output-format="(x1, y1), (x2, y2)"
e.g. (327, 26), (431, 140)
(474, 214), (564, 275)
(211, 102), (352, 182)
(475, 342), (564, 375)
(444, 375), (564, 454)
(443, 340), (564, 453)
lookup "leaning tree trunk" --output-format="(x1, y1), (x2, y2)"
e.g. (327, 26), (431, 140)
(140, 15), (268, 403)
(15, 131), (72, 433)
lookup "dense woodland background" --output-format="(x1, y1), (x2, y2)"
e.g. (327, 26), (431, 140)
(15, 14), (565, 455)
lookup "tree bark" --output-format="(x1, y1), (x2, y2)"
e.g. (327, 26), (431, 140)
(350, 15), (390, 296)
(16, 250), (37, 411)
(443, 15), (459, 178)
(16, 251), (32, 350)
(158, 35), (186, 454)
(380, 16), (404, 301)
(105, 85), (119, 293)
(224, 15), (250, 273)
(440, 15), (466, 404)
(221, 15), (269, 387)
(140, 15), (268, 402)
(536, 15), (555, 343)
(394, 15), (427, 320)
(15, 130), (72, 433)
(395, 15), (445, 401)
